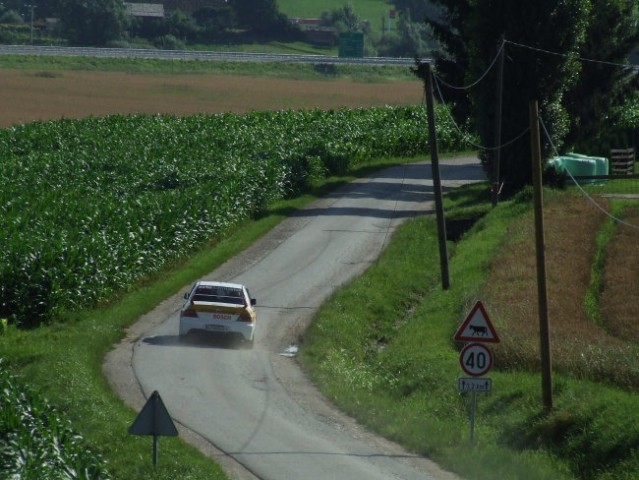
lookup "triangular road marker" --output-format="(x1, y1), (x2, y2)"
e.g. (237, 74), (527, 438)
(129, 390), (178, 437)
(454, 301), (500, 343)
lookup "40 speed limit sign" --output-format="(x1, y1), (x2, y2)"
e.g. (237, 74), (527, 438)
(459, 343), (493, 377)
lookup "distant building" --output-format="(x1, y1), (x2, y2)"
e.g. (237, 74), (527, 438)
(291, 18), (336, 46)
(161, 0), (228, 14)
(124, 3), (165, 18)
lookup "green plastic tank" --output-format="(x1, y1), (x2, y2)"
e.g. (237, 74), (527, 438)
(550, 153), (608, 184)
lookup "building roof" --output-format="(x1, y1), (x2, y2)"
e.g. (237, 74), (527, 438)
(124, 3), (165, 18)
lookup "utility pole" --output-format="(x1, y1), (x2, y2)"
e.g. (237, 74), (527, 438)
(491, 36), (505, 207)
(423, 61), (450, 290)
(529, 100), (553, 412)
(26, 4), (36, 45)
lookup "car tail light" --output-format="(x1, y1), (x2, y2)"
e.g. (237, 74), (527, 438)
(182, 308), (198, 318)
(238, 310), (252, 322)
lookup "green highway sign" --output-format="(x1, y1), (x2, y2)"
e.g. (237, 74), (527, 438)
(338, 32), (364, 58)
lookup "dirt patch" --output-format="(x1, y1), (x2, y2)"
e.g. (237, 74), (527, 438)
(483, 193), (638, 384)
(0, 68), (422, 128)
(600, 208), (639, 342)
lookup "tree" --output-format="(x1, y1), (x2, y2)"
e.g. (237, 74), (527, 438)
(228, 0), (301, 40)
(320, 4), (361, 32)
(419, 1), (599, 196)
(193, 6), (235, 41)
(56, 0), (128, 46)
(562, 1), (639, 152)
(376, 10), (434, 57)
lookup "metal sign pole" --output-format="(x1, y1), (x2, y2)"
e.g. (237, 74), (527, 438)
(470, 391), (477, 443)
(153, 434), (158, 467)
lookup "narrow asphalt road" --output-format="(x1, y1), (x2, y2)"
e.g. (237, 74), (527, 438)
(104, 157), (485, 480)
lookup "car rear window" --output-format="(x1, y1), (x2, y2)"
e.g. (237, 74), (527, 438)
(192, 285), (245, 305)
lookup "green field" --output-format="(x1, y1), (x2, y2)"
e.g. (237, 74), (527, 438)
(277, 0), (397, 32)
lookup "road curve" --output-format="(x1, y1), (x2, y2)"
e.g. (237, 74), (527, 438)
(104, 157), (484, 480)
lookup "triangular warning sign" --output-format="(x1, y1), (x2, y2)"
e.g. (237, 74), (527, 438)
(129, 391), (178, 437)
(454, 301), (500, 343)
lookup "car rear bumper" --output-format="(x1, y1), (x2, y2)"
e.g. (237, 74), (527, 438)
(179, 317), (255, 341)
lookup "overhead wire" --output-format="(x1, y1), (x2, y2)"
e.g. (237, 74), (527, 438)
(431, 74), (530, 151)
(539, 116), (639, 231)
(432, 38), (507, 90)
(505, 39), (639, 71)
(430, 34), (638, 139)
(429, 35), (639, 219)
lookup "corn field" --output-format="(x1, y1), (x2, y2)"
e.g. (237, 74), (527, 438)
(0, 361), (112, 479)
(0, 105), (469, 328)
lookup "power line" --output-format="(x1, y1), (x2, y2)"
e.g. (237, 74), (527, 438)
(539, 116), (639, 231)
(431, 73), (529, 152)
(432, 38), (506, 91)
(505, 39), (639, 72)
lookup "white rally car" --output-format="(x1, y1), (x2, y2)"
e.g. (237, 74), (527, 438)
(179, 280), (257, 347)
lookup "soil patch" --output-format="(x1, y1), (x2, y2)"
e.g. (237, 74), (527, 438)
(0, 68), (422, 128)
(483, 193), (638, 386)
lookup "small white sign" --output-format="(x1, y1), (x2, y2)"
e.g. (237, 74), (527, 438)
(458, 377), (492, 392)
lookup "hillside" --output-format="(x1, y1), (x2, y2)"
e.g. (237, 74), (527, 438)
(277, 0), (396, 29)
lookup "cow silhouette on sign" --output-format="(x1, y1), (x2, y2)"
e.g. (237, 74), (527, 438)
(469, 324), (488, 337)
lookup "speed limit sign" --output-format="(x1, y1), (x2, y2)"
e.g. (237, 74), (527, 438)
(459, 343), (493, 377)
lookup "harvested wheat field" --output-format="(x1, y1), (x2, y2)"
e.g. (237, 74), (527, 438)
(483, 192), (639, 389)
(0, 68), (423, 128)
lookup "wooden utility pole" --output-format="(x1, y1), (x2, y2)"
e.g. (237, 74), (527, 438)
(491, 37), (505, 207)
(423, 62), (450, 290)
(529, 100), (553, 412)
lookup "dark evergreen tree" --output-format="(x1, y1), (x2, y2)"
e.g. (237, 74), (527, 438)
(563, 0), (639, 151)
(57, 0), (128, 46)
(228, 0), (301, 40)
(419, 1), (603, 195)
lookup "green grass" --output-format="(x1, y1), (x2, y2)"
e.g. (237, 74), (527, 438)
(0, 155), (424, 479)
(0, 53), (415, 80)
(299, 185), (639, 480)
(187, 40), (339, 56)
(277, 0), (396, 32)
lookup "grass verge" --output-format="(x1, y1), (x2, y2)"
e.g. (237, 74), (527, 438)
(0, 54), (415, 81)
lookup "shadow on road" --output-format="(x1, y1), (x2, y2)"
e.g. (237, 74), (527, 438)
(142, 333), (251, 350)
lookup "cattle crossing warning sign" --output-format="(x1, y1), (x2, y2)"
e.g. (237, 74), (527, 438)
(454, 301), (499, 443)
(454, 301), (500, 343)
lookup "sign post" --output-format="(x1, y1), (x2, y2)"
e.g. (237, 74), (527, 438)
(454, 301), (499, 442)
(129, 391), (178, 467)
